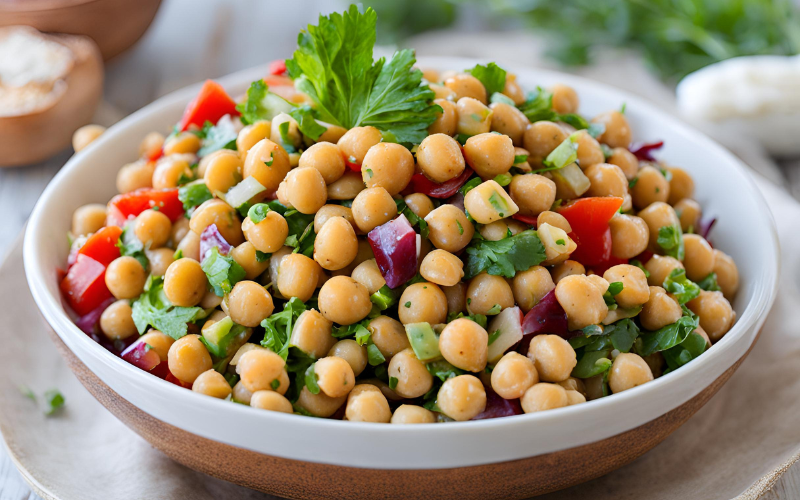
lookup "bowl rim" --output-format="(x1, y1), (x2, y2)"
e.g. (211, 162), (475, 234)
(23, 56), (780, 463)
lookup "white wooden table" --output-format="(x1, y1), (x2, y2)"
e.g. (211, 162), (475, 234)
(1, 1), (799, 498)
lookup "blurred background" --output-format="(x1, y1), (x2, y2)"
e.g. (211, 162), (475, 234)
(4, 0), (800, 264)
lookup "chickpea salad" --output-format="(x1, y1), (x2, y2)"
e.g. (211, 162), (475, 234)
(60, 5), (739, 423)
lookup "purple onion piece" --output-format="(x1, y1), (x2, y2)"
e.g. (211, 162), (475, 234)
(629, 140), (664, 162)
(518, 289), (571, 354)
(698, 216), (717, 242)
(367, 214), (418, 289)
(472, 387), (522, 420)
(199, 223), (232, 261)
(121, 339), (162, 372)
(75, 297), (115, 336)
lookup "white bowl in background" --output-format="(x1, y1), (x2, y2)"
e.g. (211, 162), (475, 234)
(24, 57), (779, 471)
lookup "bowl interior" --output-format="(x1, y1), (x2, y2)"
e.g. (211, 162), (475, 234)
(23, 58), (779, 469)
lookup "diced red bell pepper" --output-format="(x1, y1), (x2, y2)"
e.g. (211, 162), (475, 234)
(345, 157), (362, 173)
(566, 227), (612, 268)
(633, 250), (654, 265)
(557, 197), (623, 267)
(60, 254), (113, 316)
(269, 60), (287, 76)
(410, 168), (474, 199)
(77, 226), (122, 266)
(589, 253), (629, 276)
(166, 371), (192, 389)
(178, 80), (239, 132)
(107, 188), (183, 227)
(511, 213), (538, 226)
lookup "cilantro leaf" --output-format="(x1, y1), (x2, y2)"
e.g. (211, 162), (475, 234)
(236, 80), (295, 125)
(287, 6), (440, 144)
(366, 342), (386, 366)
(604, 318), (640, 353)
(305, 363), (321, 394)
(117, 223), (149, 270)
(662, 331), (707, 373)
(266, 201), (316, 256)
(131, 276), (206, 340)
(201, 247), (246, 297)
(261, 297), (308, 360)
(332, 319), (372, 345)
(196, 118), (238, 157)
(518, 87), (555, 122)
(657, 225), (685, 260)
(571, 350), (613, 379)
(467, 62), (506, 95)
(44, 389), (65, 416)
(178, 181), (213, 216)
(426, 360), (465, 381)
(464, 230), (546, 279)
(247, 203), (271, 224)
(288, 104), (328, 141)
(697, 272), (722, 292)
(639, 307), (700, 356)
(446, 312), (488, 329)
(662, 267), (701, 304)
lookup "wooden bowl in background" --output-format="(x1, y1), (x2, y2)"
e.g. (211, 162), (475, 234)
(0, 0), (162, 60)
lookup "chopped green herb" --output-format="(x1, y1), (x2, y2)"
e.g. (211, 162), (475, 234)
(44, 389), (65, 416)
(456, 133), (471, 145)
(532, 132), (579, 174)
(19, 385), (36, 402)
(446, 312), (488, 329)
(370, 285), (397, 311)
(264, 153), (274, 167)
(389, 376), (399, 390)
(305, 363), (321, 395)
(173, 249), (184, 260)
(513, 154), (529, 164)
(455, 220), (464, 235)
(247, 203), (271, 224)
(607, 281), (624, 296)
(464, 230), (546, 279)
(404, 301), (412, 308)
(493, 173), (512, 186)
(628, 177), (639, 189)
(697, 272), (722, 292)
(131, 276), (206, 340)
(620, 102), (627, 114)
(278, 120), (298, 154)
(366, 168), (374, 178)
(486, 304), (502, 315)
(255, 250), (270, 263)
(261, 297), (308, 359)
(630, 259), (650, 277)
(201, 247), (246, 297)
(488, 329), (502, 345)
(459, 177), (482, 196)
(639, 307), (700, 356)
(367, 343), (386, 366)
(556, 238), (565, 246)
(587, 122), (606, 138)
(657, 225), (685, 260)
(236, 79), (295, 125)
(196, 119), (238, 157)
(332, 320), (372, 345)
(116, 223), (149, 270)
(288, 104), (328, 141)
(466, 62), (506, 95)
(490, 92), (516, 106)
(663, 268), (701, 304)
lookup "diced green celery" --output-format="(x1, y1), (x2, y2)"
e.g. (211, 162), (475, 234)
(404, 322), (441, 362)
(552, 163), (590, 200)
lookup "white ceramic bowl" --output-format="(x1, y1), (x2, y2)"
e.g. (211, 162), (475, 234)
(24, 57), (779, 471)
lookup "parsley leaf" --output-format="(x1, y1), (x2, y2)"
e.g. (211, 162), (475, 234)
(662, 331), (707, 373)
(288, 104), (328, 141)
(236, 79), (295, 125)
(604, 318), (640, 353)
(287, 6), (440, 144)
(131, 276), (206, 340)
(367, 343), (386, 366)
(44, 389), (65, 416)
(117, 223), (149, 270)
(467, 62), (506, 94)
(426, 360), (465, 382)
(201, 247), (246, 296)
(305, 362), (321, 394)
(332, 319), (372, 346)
(178, 181), (213, 217)
(446, 312), (488, 328)
(196, 118), (238, 157)
(663, 267), (701, 304)
(518, 87), (555, 122)
(261, 297), (308, 360)
(630, 259), (650, 277)
(464, 230), (546, 279)
(697, 272), (722, 292)
(266, 201), (316, 256)
(395, 199), (429, 239)
(247, 203), (271, 224)
(657, 225), (685, 260)
(639, 307), (700, 356)
(572, 350), (613, 379)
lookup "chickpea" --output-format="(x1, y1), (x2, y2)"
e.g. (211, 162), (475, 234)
(526, 334), (577, 383)
(424, 205), (473, 253)
(541, 84), (577, 114)
(396, 197), (431, 225)
(573, 130), (604, 169)
(584, 163), (628, 198)
(191, 369), (232, 399)
(152, 157), (192, 189)
(295, 386), (346, 417)
(104, 256), (146, 300)
(687, 290), (735, 342)
(317, 122), (347, 144)
(456, 97), (493, 136)
(523, 121), (568, 169)
(538, 222), (577, 266)
(338, 126), (382, 166)
(488, 351), (536, 399)
(117, 160), (155, 193)
(171, 217), (190, 245)
(387, 348), (433, 398)
(564, 390), (586, 406)
(329, 340), (368, 376)
(683, 234), (715, 281)
(592, 111), (631, 148)
(133, 209), (171, 249)
(555, 274), (609, 330)
(143, 248), (172, 277)
(489, 102), (528, 146)
(502, 73), (526, 105)
(99, 300), (137, 340)
(243, 139), (291, 192)
(444, 73), (487, 103)
(557, 377), (586, 395)
(436, 374), (486, 421)
(230, 242), (269, 280)
(189, 198), (244, 246)
(313, 216), (358, 271)
(420, 250), (464, 287)
(695, 326), (712, 348)
(603, 264), (650, 309)
(674, 198), (702, 233)
(365, 316), (408, 360)
(72, 204), (106, 236)
(645, 255), (684, 287)
(667, 167), (694, 205)
(326, 170), (365, 200)
(465, 273), (514, 316)
(176, 231), (201, 261)
(313, 356), (356, 398)
(71, 124), (106, 152)
(351, 187), (396, 233)
(199, 288), (223, 309)
(163, 131), (200, 155)
(318, 276), (372, 325)
(168, 334), (212, 384)
(426, 97), (456, 136)
(608, 353), (653, 393)
(162, 258), (206, 306)
(607, 147), (639, 180)
(235, 120), (270, 155)
(479, 219), (526, 241)
(312, 206), (354, 235)
(608, 214), (649, 259)
(637, 201), (680, 252)
(203, 155), (241, 195)
(508, 174), (556, 217)
(463, 133), (515, 180)
(640, 286), (682, 331)
(138, 330), (174, 361)
(277, 254), (322, 302)
(397, 282), (447, 325)
(430, 83), (456, 100)
(550, 260), (586, 284)
(512, 266), (555, 312)
(295, 143), (344, 185)
(282, 167), (327, 214)
(443, 282), (467, 316)
(520, 383), (568, 413)
(242, 211), (288, 254)
(250, 390), (293, 413)
(139, 131), (165, 160)
(417, 134), (466, 183)
(345, 385), (392, 423)
(236, 348), (285, 393)
(391, 404), (436, 424)
(290, 309), (336, 358)
(437, 318), (487, 372)
(361, 142), (415, 195)
(346, 260), (383, 295)
(537, 211), (572, 233)
(712, 250), (739, 299)
(227, 281), (274, 327)
(232, 381), (253, 404)
(631, 166), (670, 209)
(197, 149), (231, 178)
